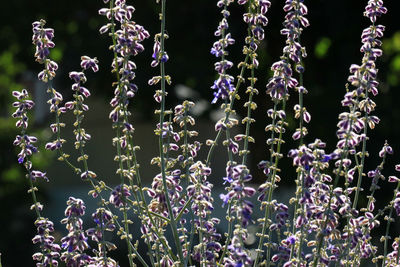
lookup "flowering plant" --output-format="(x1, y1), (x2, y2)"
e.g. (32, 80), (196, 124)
(8, 0), (400, 266)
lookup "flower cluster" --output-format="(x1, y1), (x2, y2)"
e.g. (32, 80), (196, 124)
(384, 239), (400, 266)
(64, 56), (99, 180)
(12, 90), (37, 165)
(13, 89), (59, 267)
(86, 208), (118, 266)
(210, 0), (235, 104)
(32, 20), (57, 82)
(99, 0), (149, 123)
(187, 161), (222, 265)
(60, 197), (92, 266)
(220, 164), (255, 266)
(109, 184), (131, 208)
(336, 0), (386, 152)
(32, 218), (61, 267)
(32, 20), (70, 156)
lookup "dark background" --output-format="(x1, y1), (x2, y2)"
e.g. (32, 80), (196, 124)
(1, 0), (400, 266)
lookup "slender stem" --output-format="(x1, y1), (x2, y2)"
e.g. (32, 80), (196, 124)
(186, 212), (195, 266)
(254, 98), (287, 267)
(182, 105), (195, 266)
(352, 108), (369, 210)
(28, 174), (41, 218)
(157, 0), (184, 263)
(205, 54), (249, 167)
(241, 66), (255, 166)
(218, 201), (233, 265)
(116, 124), (134, 267)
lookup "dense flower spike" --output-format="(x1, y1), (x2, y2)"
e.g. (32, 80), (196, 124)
(86, 208), (118, 266)
(32, 218), (61, 267)
(66, 56), (99, 180)
(255, 0), (309, 265)
(100, 1), (151, 265)
(32, 20), (57, 81)
(12, 90), (37, 165)
(32, 19), (72, 166)
(210, 0), (235, 104)
(13, 89), (59, 266)
(311, 1), (387, 266)
(60, 197), (93, 266)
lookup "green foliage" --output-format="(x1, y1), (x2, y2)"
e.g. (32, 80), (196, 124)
(314, 37), (331, 59)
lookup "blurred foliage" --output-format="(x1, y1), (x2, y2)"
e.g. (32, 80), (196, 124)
(383, 31), (400, 86)
(314, 37), (331, 59)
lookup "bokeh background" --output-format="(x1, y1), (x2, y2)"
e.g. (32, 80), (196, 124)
(1, 0), (400, 266)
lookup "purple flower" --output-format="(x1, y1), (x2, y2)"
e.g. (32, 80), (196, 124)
(60, 197), (92, 266)
(364, 0), (387, 23)
(80, 56), (99, 72)
(110, 184), (131, 207)
(211, 76), (235, 104)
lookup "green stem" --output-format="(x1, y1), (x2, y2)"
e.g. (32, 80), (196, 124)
(218, 201), (233, 265)
(116, 123), (134, 267)
(241, 66), (255, 166)
(254, 99), (287, 267)
(157, 0), (184, 264)
(182, 105), (195, 266)
(186, 212), (195, 266)
(205, 54), (249, 167)
(28, 173), (41, 218)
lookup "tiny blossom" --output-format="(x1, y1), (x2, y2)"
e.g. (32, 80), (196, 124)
(109, 184), (131, 208)
(80, 56), (99, 72)
(364, 0), (387, 23)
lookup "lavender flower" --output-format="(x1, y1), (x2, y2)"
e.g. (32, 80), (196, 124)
(109, 184), (131, 208)
(65, 56), (99, 183)
(186, 161), (222, 265)
(384, 239), (400, 266)
(86, 208), (118, 267)
(12, 90), (38, 167)
(60, 197), (92, 266)
(99, 0), (149, 123)
(10, 1), (400, 267)
(210, 0), (235, 104)
(32, 218), (61, 267)
(364, 0), (387, 23)
(13, 86), (60, 266)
